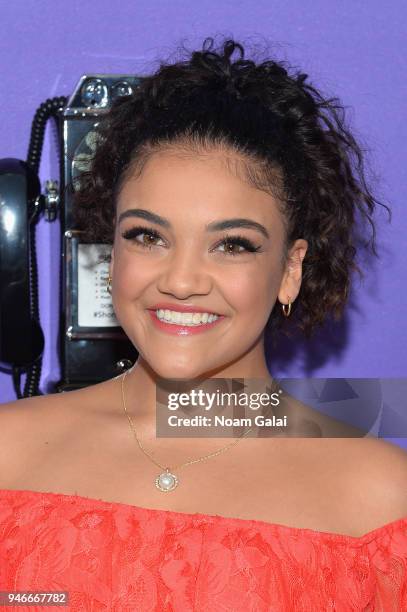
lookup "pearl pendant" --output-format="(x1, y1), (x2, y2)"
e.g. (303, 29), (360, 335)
(155, 469), (179, 492)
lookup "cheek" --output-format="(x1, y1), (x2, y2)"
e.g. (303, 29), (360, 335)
(222, 263), (280, 316)
(112, 256), (152, 300)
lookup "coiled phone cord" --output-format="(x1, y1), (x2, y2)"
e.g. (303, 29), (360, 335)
(13, 96), (68, 398)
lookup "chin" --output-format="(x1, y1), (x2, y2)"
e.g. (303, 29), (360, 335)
(150, 359), (213, 382)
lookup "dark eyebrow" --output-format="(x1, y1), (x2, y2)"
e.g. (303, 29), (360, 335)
(118, 208), (171, 228)
(206, 218), (270, 239)
(118, 208), (270, 239)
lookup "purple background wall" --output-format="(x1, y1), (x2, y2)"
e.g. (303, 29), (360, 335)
(1, 1), (406, 446)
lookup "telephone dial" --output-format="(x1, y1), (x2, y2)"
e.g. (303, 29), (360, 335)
(0, 76), (140, 399)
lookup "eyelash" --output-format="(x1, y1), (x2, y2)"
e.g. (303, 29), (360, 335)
(120, 225), (262, 256)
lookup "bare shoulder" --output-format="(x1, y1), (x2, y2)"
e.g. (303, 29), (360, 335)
(341, 436), (407, 527)
(348, 436), (407, 485)
(0, 391), (67, 436)
(0, 390), (75, 462)
(0, 376), (120, 429)
(0, 377), (120, 480)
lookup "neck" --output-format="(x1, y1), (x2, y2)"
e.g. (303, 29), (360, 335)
(123, 354), (276, 420)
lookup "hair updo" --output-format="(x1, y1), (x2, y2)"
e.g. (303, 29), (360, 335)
(72, 36), (390, 339)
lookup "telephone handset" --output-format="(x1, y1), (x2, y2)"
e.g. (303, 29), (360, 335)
(0, 97), (66, 399)
(0, 159), (44, 382)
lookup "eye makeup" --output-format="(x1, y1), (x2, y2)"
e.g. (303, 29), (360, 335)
(120, 224), (263, 257)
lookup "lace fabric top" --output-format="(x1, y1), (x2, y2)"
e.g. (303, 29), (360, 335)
(0, 489), (407, 611)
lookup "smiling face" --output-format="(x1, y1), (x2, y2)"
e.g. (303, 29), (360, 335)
(109, 147), (307, 380)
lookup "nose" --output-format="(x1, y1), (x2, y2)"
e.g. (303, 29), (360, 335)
(156, 248), (213, 299)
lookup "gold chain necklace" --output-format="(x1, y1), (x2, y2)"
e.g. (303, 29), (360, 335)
(120, 368), (255, 492)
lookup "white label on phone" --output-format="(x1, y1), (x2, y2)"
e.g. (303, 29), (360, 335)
(77, 244), (118, 327)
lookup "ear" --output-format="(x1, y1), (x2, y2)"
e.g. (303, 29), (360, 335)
(277, 239), (308, 307)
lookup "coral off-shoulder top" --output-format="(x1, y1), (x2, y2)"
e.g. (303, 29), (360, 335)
(0, 489), (406, 611)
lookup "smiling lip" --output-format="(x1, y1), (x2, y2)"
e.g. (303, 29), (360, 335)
(148, 302), (222, 315)
(148, 309), (225, 336)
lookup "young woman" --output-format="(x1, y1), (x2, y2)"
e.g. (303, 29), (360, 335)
(1, 37), (406, 610)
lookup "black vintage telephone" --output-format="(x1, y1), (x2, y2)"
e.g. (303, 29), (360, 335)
(0, 77), (140, 400)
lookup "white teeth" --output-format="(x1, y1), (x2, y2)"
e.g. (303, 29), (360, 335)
(156, 309), (219, 326)
(174, 311), (182, 323)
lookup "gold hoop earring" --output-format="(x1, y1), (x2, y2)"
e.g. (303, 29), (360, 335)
(282, 298), (292, 317)
(106, 274), (112, 295)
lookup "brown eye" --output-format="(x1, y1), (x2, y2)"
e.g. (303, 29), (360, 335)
(224, 242), (244, 255)
(215, 235), (262, 257)
(142, 233), (158, 246)
(121, 226), (164, 249)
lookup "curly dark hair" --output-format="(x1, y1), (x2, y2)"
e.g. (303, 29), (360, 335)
(72, 36), (390, 339)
